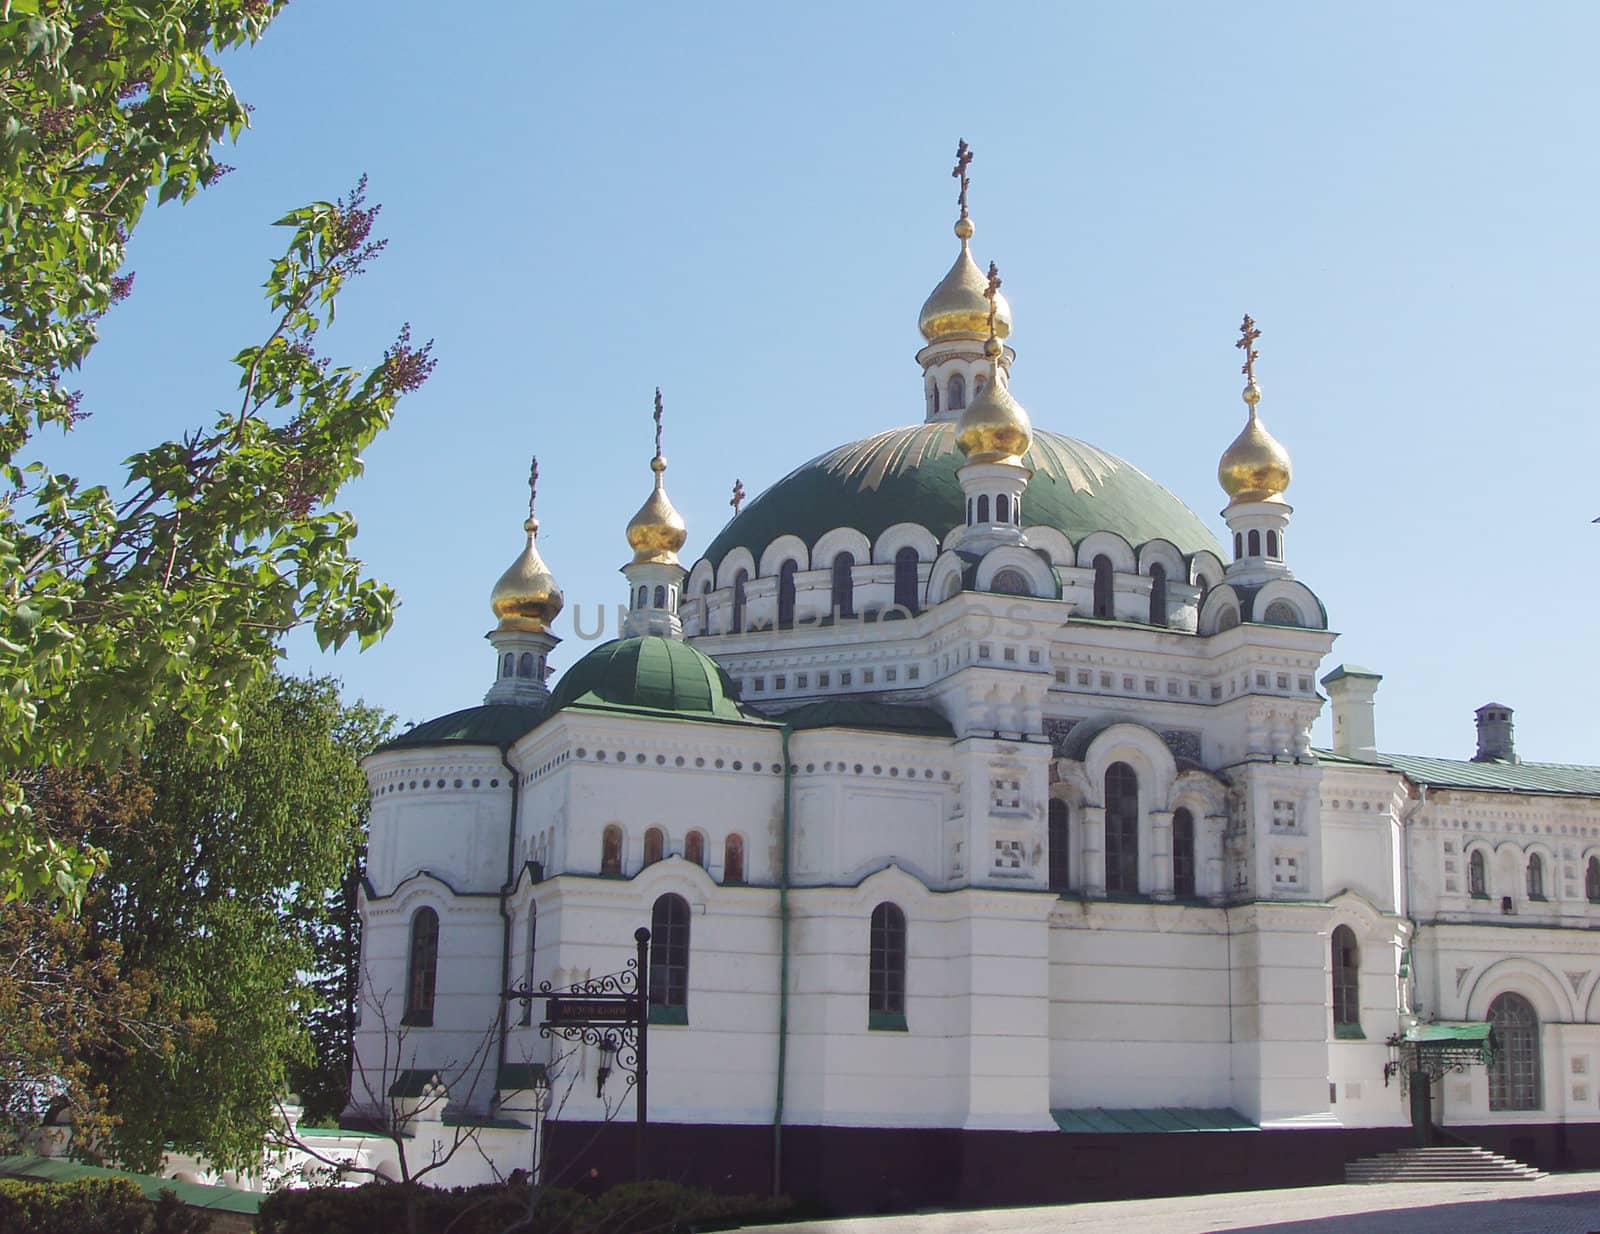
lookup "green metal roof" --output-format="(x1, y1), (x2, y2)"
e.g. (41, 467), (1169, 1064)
(377, 703), (543, 752)
(1050, 1108), (1256, 1134)
(550, 636), (755, 722)
(700, 423), (1224, 566)
(1405, 1021), (1492, 1044)
(767, 699), (954, 737)
(1321, 663), (1382, 684)
(0, 1154), (263, 1214)
(1379, 752), (1600, 797)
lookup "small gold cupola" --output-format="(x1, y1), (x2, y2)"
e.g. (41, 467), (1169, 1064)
(918, 139), (1012, 343)
(956, 262), (1033, 464)
(1218, 314), (1292, 503)
(624, 388), (688, 566)
(490, 457), (564, 633)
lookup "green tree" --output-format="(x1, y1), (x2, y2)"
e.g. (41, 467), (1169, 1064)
(0, 1), (430, 907)
(9, 672), (392, 1171)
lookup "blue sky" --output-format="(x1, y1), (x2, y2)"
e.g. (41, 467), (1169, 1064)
(66, 2), (1599, 762)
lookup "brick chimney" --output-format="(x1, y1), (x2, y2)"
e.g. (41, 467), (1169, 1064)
(1321, 665), (1382, 761)
(1473, 703), (1518, 764)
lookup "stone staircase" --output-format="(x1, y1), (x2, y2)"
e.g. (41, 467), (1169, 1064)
(1345, 1145), (1546, 1183)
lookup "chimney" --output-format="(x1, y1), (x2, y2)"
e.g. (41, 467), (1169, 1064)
(1320, 664), (1382, 761)
(1473, 703), (1518, 764)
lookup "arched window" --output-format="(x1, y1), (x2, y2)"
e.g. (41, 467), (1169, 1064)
(1092, 555), (1114, 620)
(1013, 497), (1022, 524)
(1172, 807), (1195, 897)
(1587, 856), (1600, 903)
(520, 904), (538, 1025)
(1148, 563), (1167, 627)
(996, 493), (1010, 523)
(653, 584), (666, 608)
(649, 893), (691, 1020)
(831, 552), (855, 618)
(1216, 605), (1241, 633)
(1266, 529), (1280, 558)
(701, 577), (712, 598)
(990, 568), (1030, 596)
(1048, 799), (1069, 892)
(723, 834), (745, 884)
(894, 547), (920, 614)
(601, 825), (623, 875)
(404, 907), (439, 1026)
(869, 902), (907, 1028)
(948, 373), (965, 411)
(1526, 853), (1545, 900)
(1263, 600), (1301, 626)
(643, 827), (664, 866)
(502, 652), (514, 678)
(778, 560), (798, 629)
(1104, 762), (1139, 894)
(927, 378), (939, 416)
(1234, 532), (1243, 560)
(1247, 529), (1261, 557)
(518, 652), (534, 678)
(684, 830), (705, 867)
(1331, 925), (1360, 1035)
(731, 569), (748, 633)
(637, 585), (648, 608)
(1488, 992), (1541, 1111)
(976, 494), (990, 524)
(974, 373), (987, 398)
(1470, 849), (1488, 897)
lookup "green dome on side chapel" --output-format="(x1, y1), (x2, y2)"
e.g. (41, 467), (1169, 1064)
(701, 423), (1223, 566)
(550, 636), (751, 721)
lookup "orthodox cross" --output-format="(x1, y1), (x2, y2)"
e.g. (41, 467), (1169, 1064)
(1236, 314), (1261, 383)
(653, 387), (664, 458)
(730, 478), (746, 515)
(984, 261), (1002, 338)
(527, 456), (539, 524)
(952, 139), (973, 219)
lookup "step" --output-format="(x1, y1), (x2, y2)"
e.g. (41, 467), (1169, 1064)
(1345, 1144), (1546, 1183)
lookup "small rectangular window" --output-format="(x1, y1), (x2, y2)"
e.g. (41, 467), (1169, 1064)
(1256, 672), (1269, 688)
(753, 676), (765, 692)
(863, 668), (875, 684)
(1100, 673), (1112, 689)
(885, 667), (898, 682)
(1189, 682), (1200, 698)
(818, 672), (830, 687)
(1079, 670), (1091, 686)
(1055, 670), (1068, 684)
(1003, 646), (1016, 662)
(908, 666), (920, 680)
(796, 673), (808, 688)
(774, 675), (786, 690)
(979, 644), (992, 660)
(1028, 649), (1041, 664)
(1276, 673), (1289, 690)
(1299, 676), (1313, 692)
(840, 670), (852, 686)
(1144, 678), (1157, 694)
(1123, 676), (1136, 691)
(1211, 684), (1223, 700)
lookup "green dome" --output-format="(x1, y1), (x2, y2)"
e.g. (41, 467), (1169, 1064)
(550, 636), (749, 721)
(700, 423), (1223, 566)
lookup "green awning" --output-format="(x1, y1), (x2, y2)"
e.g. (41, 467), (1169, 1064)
(1051, 1107), (1256, 1134)
(0, 1155), (263, 1214)
(1404, 1021), (1493, 1044)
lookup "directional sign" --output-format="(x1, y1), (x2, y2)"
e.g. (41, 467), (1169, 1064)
(545, 994), (639, 1027)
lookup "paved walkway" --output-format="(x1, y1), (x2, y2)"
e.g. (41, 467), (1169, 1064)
(769, 1173), (1600, 1234)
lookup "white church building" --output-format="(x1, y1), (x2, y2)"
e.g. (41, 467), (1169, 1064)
(350, 159), (1600, 1208)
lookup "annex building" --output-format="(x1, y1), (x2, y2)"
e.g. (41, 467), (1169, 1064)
(348, 157), (1600, 1209)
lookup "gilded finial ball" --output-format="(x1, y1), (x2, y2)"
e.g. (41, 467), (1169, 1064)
(954, 217), (975, 240)
(984, 337), (1003, 359)
(650, 455), (666, 474)
(1243, 381), (1262, 407)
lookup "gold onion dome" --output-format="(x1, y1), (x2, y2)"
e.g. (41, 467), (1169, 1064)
(625, 388), (688, 565)
(957, 262), (1032, 465)
(918, 218), (1013, 343)
(491, 459), (564, 631)
(1218, 381), (1292, 502)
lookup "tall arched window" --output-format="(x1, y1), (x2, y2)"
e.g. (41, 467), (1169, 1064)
(731, 569), (748, 634)
(894, 547), (920, 614)
(1331, 925), (1360, 1036)
(684, 830), (705, 867)
(649, 893), (691, 1022)
(723, 834), (745, 884)
(831, 552), (855, 618)
(643, 827), (664, 866)
(601, 825), (623, 875)
(777, 560), (797, 629)
(1488, 992), (1541, 1111)
(502, 652), (515, 678)
(1526, 853), (1545, 900)
(1587, 856), (1600, 903)
(1247, 529), (1261, 557)
(976, 494), (990, 524)
(996, 493), (1010, 523)
(1234, 532), (1243, 560)
(869, 902), (907, 1029)
(653, 584), (666, 608)
(1092, 555), (1114, 620)
(1266, 529), (1280, 558)
(404, 907), (439, 1026)
(518, 652), (534, 678)
(1172, 807), (1195, 897)
(948, 373), (965, 411)
(1470, 848), (1488, 897)
(1104, 762), (1139, 894)
(1148, 563), (1167, 627)
(520, 904), (538, 1025)
(1048, 799), (1069, 892)
(637, 585), (648, 608)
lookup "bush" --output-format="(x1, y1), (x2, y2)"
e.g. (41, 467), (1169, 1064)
(254, 1178), (793, 1234)
(0, 1178), (211, 1234)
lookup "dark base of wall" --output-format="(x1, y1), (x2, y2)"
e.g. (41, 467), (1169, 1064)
(542, 1120), (1600, 1217)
